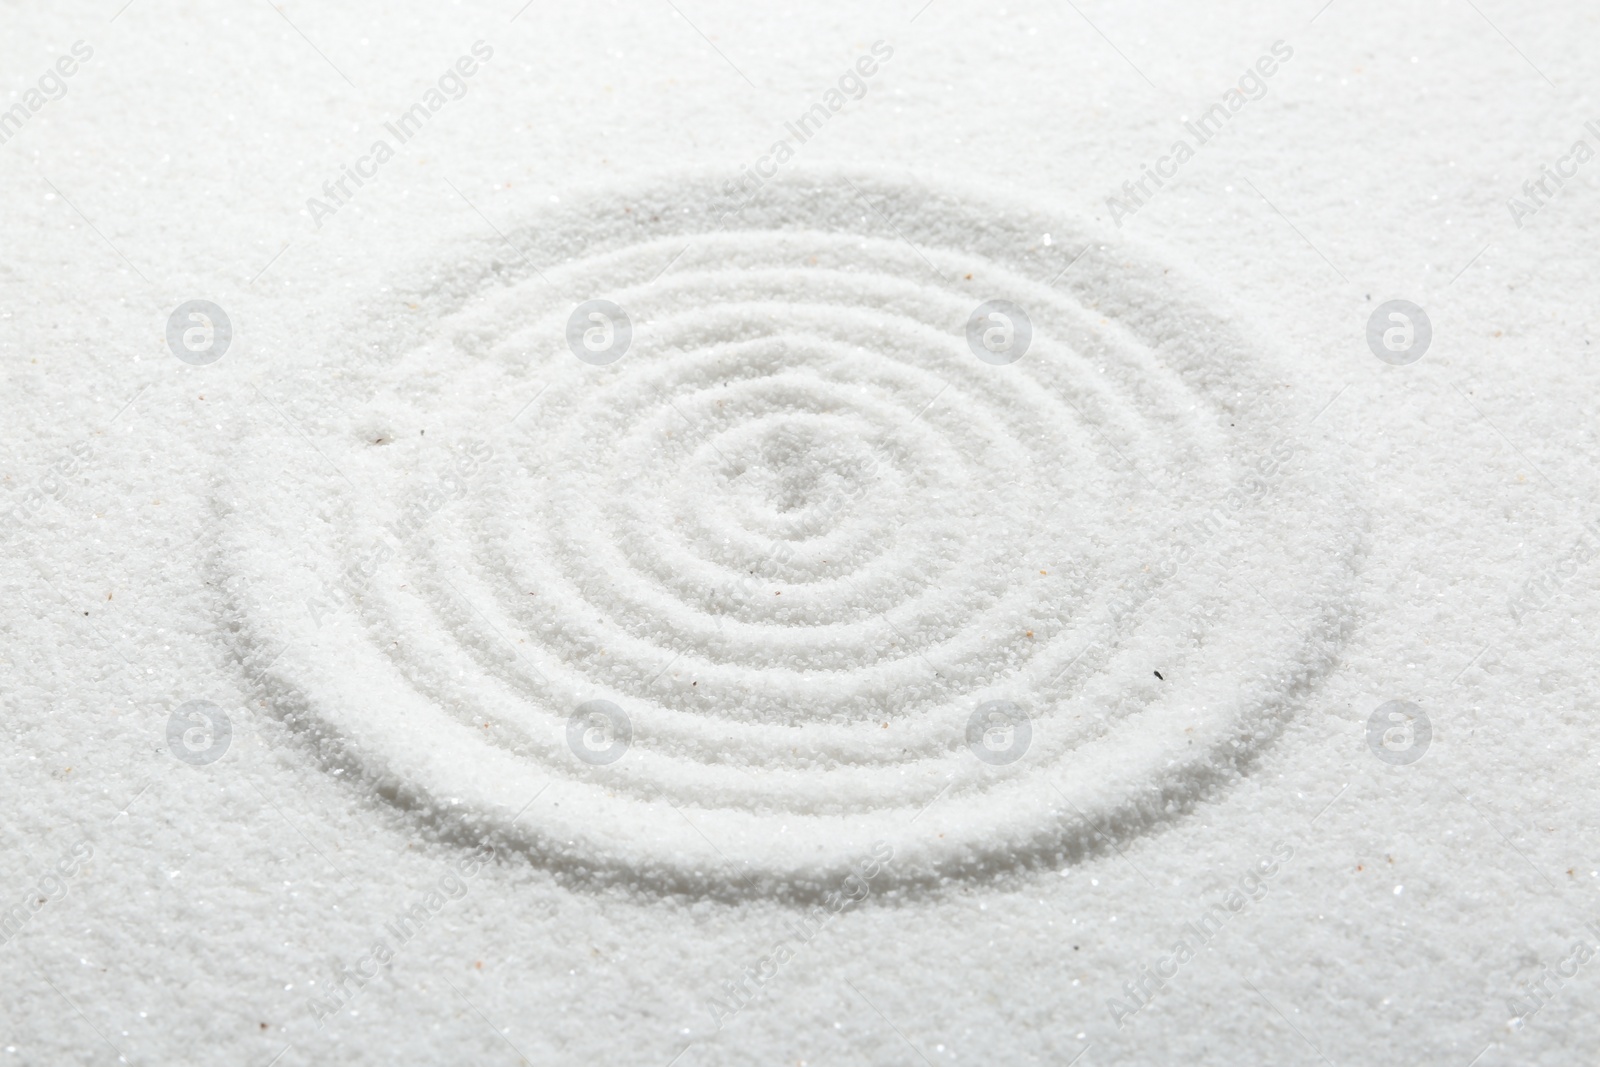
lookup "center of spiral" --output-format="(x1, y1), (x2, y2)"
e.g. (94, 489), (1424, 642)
(716, 416), (885, 541)
(216, 171), (1362, 896)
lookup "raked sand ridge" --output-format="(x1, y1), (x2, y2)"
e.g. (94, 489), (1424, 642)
(215, 171), (1365, 900)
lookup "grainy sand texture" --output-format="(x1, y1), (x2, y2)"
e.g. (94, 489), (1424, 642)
(3, 2), (1599, 1065)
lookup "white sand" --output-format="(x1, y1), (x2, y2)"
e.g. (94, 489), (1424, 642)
(4, 2), (1599, 1064)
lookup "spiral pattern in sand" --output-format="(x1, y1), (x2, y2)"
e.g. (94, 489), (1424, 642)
(219, 172), (1361, 897)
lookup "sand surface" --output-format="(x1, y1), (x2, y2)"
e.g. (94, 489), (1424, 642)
(3, 2), (1599, 1064)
